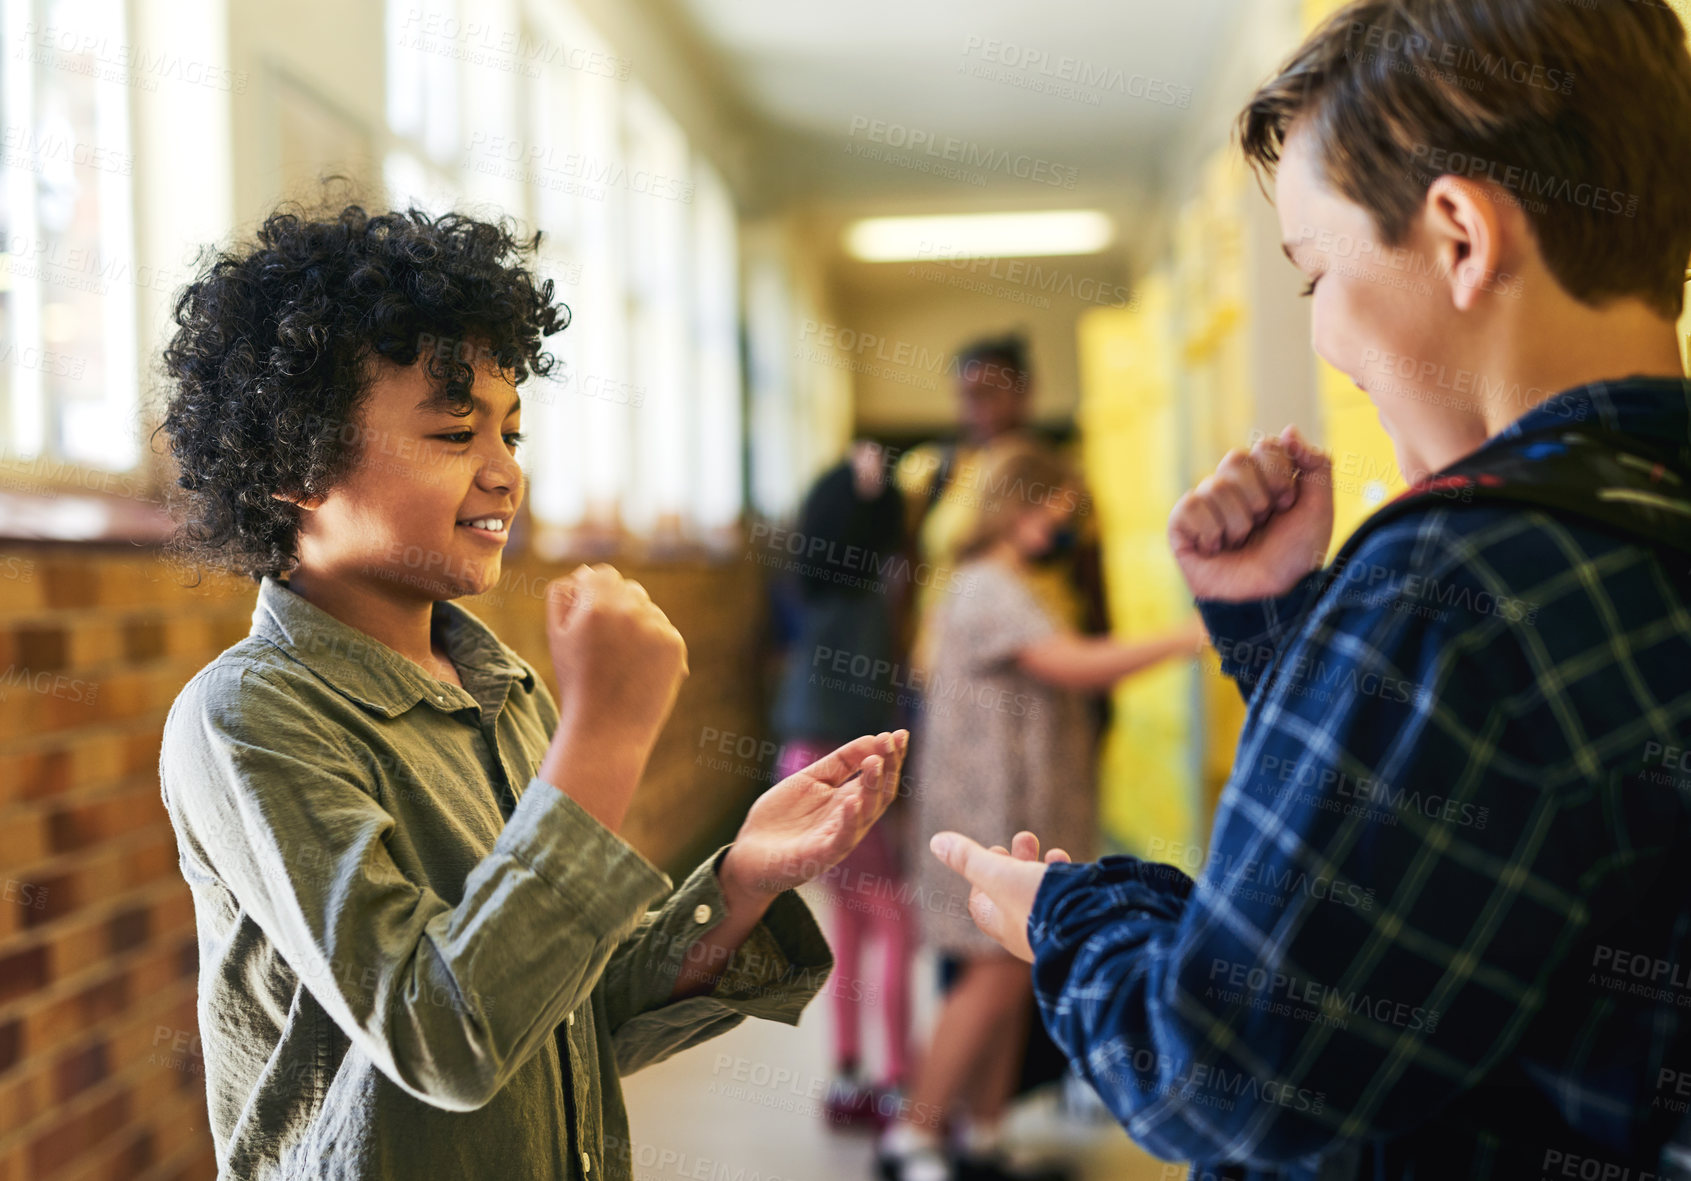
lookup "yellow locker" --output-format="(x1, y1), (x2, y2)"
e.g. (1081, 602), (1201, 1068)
(1320, 362), (1407, 554)
(1078, 277), (1203, 857)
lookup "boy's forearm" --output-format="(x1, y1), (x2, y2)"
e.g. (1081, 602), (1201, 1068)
(536, 722), (651, 833)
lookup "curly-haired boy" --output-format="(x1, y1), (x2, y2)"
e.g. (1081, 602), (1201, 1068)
(156, 202), (908, 1180)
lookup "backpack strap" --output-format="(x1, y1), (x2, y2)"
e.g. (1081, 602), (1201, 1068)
(1325, 425), (1691, 581)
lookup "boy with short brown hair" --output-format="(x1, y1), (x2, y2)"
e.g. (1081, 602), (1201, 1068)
(929, 2), (1691, 1178)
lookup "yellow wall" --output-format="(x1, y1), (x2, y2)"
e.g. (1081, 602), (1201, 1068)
(1176, 152), (1253, 826)
(1078, 279), (1200, 856)
(1077, 149), (1257, 856)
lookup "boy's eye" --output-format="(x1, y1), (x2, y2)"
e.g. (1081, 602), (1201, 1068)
(433, 430), (524, 447)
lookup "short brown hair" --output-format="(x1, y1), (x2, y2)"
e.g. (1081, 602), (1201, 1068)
(1238, 0), (1691, 319)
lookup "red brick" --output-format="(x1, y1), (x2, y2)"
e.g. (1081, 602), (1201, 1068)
(106, 906), (151, 956)
(28, 1088), (128, 1176)
(53, 1038), (108, 1101)
(0, 945), (48, 1004)
(0, 1019), (19, 1075)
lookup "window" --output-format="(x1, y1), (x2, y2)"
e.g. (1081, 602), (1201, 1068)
(384, 0), (745, 552)
(383, 0), (461, 215)
(0, 0), (139, 480)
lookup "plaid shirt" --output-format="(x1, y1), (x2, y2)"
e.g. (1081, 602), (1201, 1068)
(1028, 377), (1691, 1181)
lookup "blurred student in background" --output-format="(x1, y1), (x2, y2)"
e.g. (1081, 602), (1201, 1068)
(891, 334), (1112, 1150)
(770, 441), (917, 1128)
(876, 444), (1205, 1181)
(894, 334), (1106, 678)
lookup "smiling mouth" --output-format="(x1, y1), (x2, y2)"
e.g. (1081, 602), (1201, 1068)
(456, 517), (510, 542)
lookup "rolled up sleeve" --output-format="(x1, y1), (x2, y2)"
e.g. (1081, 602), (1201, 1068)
(600, 846), (834, 1075)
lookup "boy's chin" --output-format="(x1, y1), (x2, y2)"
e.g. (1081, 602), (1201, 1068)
(363, 553), (502, 601)
(445, 563), (501, 600)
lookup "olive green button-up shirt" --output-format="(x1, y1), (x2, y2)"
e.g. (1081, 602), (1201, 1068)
(159, 575), (832, 1180)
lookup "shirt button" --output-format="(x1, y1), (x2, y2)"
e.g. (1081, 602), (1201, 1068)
(693, 903), (712, 925)
(581, 1150), (592, 1173)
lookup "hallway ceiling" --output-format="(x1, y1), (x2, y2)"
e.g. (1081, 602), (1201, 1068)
(662, 0), (1248, 211)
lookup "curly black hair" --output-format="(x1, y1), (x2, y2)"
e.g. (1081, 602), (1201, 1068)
(156, 198), (570, 581)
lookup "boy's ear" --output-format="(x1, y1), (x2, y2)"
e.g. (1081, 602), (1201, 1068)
(270, 490), (325, 510)
(1423, 175), (1513, 312)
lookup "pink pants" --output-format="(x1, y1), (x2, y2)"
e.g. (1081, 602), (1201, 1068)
(777, 740), (915, 1086)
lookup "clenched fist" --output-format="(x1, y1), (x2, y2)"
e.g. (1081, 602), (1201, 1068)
(1168, 425), (1335, 603)
(546, 564), (689, 751)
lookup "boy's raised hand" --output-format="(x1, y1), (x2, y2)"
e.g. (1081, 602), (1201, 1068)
(541, 566), (689, 825)
(718, 730), (909, 904)
(1168, 425), (1336, 603)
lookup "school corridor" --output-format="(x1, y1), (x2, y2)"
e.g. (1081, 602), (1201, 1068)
(0, 0), (1689, 1179)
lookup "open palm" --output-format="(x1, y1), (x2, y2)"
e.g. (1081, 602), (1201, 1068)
(721, 730), (908, 899)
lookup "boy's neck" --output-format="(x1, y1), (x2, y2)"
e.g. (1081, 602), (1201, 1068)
(1472, 297), (1684, 437)
(282, 567), (447, 677)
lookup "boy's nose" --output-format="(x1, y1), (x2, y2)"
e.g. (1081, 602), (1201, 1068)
(475, 454), (521, 491)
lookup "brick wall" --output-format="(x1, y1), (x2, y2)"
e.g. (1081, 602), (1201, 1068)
(0, 545), (774, 1181)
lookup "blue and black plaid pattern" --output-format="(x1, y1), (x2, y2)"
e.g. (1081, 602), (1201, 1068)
(1028, 378), (1691, 1181)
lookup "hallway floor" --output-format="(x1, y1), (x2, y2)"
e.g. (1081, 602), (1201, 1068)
(623, 884), (1178, 1181)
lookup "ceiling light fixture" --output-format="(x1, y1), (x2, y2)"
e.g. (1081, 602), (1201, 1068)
(843, 210), (1115, 262)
